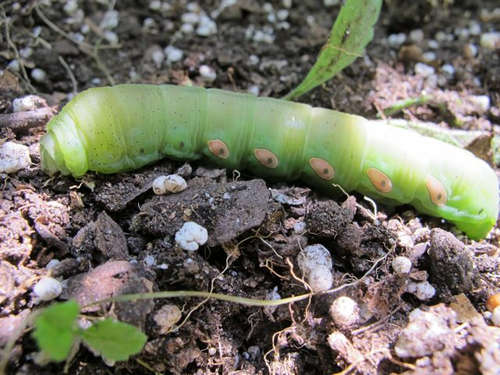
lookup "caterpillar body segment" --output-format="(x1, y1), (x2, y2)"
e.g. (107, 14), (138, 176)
(40, 84), (499, 239)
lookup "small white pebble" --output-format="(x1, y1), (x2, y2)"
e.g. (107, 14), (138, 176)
(165, 45), (183, 62)
(293, 221), (306, 234)
(33, 277), (62, 302)
(31, 68), (47, 82)
(63, 0), (79, 15)
(267, 13), (276, 23)
(20, 47), (33, 59)
(151, 48), (165, 68)
(45, 259), (61, 270)
(392, 256), (412, 275)
(282, 0), (292, 8)
(409, 29), (424, 43)
(407, 281), (436, 301)
(421, 51), (436, 62)
(80, 23), (90, 34)
(186, 2), (200, 12)
(469, 22), (481, 36)
(249, 54), (260, 65)
(454, 27), (469, 40)
(441, 64), (455, 76)
(297, 244), (333, 292)
(492, 306), (500, 327)
(12, 95), (40, 112)
(323, 0), (340, 6)
(388, 33), (406, 47)
(276, 21), (290, 30)
(32, 26), (42, 37)
(182, 12), (200, 24)
(435, 31), (451, 42)
(180, 23), (194, 33)
(100, 10), (119, 30)
(103, 30), (118, 44)
(263, 2), (273, 13)
(196, 16), (217, 36)
(276, 9), (288, 21)
(199, 65), (216, 82)
(330, 296), (360, 328)
(144, 255), (156, 267)
(307, 265), (333, 292)
(7, 59), (20, 72)
(248, 85), (260, 96)
(427, 40), (439, 49)
(208, 347), (217, 356)
(469, 95), (490, 114)
(414, 62), (435, 77)
(175, 221), (208, 251)
(149, 0), (161, 10)
(480, 32), (500, 50)
(152, 174), (188, 195)
(0, 141), (31, 173)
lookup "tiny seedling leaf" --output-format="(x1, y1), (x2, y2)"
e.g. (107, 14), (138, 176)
(284, 0), (382, 100)
(81, 318), (147, 361)
(32, 300), (80, 361)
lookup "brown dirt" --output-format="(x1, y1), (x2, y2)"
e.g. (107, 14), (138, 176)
(1, 0), (499, 374)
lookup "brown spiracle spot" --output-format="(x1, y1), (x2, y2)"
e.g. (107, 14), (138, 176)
(425, 175), (447, 206)
(367, 168), (392, 193)
(254, 148), (279, 168)
(208, 139), (230, 159)
(309, 157), (334, 180)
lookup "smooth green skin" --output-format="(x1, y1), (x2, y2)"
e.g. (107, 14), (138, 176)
(40, 84), (499, 239)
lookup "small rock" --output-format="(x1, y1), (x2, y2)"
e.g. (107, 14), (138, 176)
(468, 95), (490, 114)
(414, 63), (435, 77)
(388, 33), (406, 47)
(33, 277), (62, 302)
(406, 280), (436, 301)
(153, 304), (182, 334)
(329, 296), (360, 328)
(100, 10), (119, 30)
(392, 256), (412, 275)
(0, 142), (31, 173)
(152, 174), (188, 195)
(199, 65), (216, 82)
(196, 15), (217, 36)
(297, 244), (333, 292)
(175, 222), (208, 251)
(428, 229), (479, 296)
(181, 12), (200, 24)
(409, 29), (424, 43)
(31, 68), (47, 82)
(12, 95), (45, 112)
(395, 305), (457, 358)
(480, 32), (500, 50)
(165, 46), (183, 63)
(441, 64), (455, 77)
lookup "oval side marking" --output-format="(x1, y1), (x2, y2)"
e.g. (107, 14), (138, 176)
(309, 157), (335, 180)
(367, 168), (392, 193)
(208, 139), (230, 159)
(254, 148), (279, 168)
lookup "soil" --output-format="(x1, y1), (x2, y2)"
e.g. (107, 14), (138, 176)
(1, 0), (500, 374)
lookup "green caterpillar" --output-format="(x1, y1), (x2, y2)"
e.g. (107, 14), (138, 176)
(40, 84), (499, 240)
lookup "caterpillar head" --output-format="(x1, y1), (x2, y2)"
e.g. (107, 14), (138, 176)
(40, 109), (89, 178)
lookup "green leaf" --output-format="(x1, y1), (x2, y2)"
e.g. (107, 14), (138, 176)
(81, 318), (147, 361)
(284, 0), (383, 100)
(32, 300), (80, 361)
